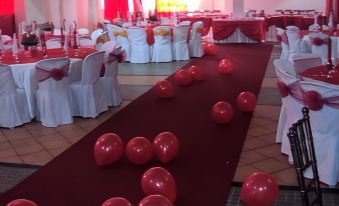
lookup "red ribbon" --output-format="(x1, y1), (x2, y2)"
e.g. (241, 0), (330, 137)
(311, 37), (329, 46)
(36, 63), (70, 82)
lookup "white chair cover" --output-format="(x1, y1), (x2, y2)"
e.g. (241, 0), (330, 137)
(95, 32), (110, 50)
(1, 35), (12, 50)
(53, 29), (61, 35)
(178, 21), (191, 26)
(106, 24), (118, 41)
(189, 21), (204, 57)
(276, 27), (289, 60)
(79, 37), (94, 47)
(286, 29), (302, 54)
(46, 38), (62, 49)
(298, 81), (339, 186)
(110, 26), (130, 62)
(308, 33), (336, 65)
(35, 58), (73, 127)
(70, 51), (108, 118)
(77, 28), (90, 36)
(152, 26), (173, 62)
(127, 27), (151, 63)
(273, 59), (304, 159)
(90, 29), (104, 44)
(98, 41), (122, 107)
(0, 64), (31, 128)
(173, 25), (190, 61)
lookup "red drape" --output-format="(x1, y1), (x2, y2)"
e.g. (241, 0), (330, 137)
(326, 0), (339, 24)
(0, 0), (14, 15)
(104, 0), (129, 20)
(133, 0), (143, 13)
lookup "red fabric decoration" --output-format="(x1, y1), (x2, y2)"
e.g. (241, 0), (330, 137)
(275, 34), (282, 42)
(0, 0), (14, 15)
(304, 90), (323, 111)
(104, 0), (129, 20)
(312, 37), (327, 46)
(277, 81), (289, 97)
(50, 69), (66, 81)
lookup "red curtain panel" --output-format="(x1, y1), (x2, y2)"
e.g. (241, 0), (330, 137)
(104, 0), (129, 20)
(0, 0), (14, 15)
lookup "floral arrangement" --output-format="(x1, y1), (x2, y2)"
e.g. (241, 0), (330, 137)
(21, 33), (39, 47)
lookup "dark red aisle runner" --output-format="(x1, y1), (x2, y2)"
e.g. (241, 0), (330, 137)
(0, 44), (273, 206)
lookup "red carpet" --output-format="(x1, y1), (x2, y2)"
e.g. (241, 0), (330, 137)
(0, 44), (273, 206)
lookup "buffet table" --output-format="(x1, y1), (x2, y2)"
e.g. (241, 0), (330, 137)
(212, 18), (265, 43)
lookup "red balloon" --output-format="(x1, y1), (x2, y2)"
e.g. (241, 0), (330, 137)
(174, 69), (192, 86)
(153, 132), (179, 163)
(203, 43), (217, 55)
(154, 80), (175, 98)
(211, 101), (234, 124)
(240, 172), (279, 206)
(187, 65), (204, 81)
(141, 167), (176, 202)
(218, 59), (234, 74)
(138, 195), (174, 206)
(94, 133), (124, 166)
(125, 137), (154, 164)
(236, 92), (257, 112)
(6, 199), (38, 206)
(101, 197), (132, 206)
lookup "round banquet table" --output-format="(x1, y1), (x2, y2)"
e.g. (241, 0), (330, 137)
(302, 65), (339, 85)
(1, 47), (97, 117)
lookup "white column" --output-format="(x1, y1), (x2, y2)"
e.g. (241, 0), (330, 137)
(232, 0), (244, 18)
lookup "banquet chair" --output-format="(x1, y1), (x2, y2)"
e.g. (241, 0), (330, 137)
(276, 27), (289, 60)
(77, 28), (90, 36)
(127, 27), (151, 63)
(79, 37), (94, 47)
(188, 21), (204, 57)
(299, 81), (339, 186)
(35, 58), (73, 127)
(173, 25), (190, 61)
(106, 24), (118, 41)
(53, 28), (61, 35)
(178, 21), (191, 26)
(1, 35), (12, 50)
(110, 25), (130, 62)
(307, 33), (336, 65)
(90, 29), (104, 44)
(98, 41), (122, 107)
(160, 17), (170, 24)
(287, 107), (323, 206)
(273, 59), (304, 159)
(95, 31), (110, 50)
(46, 38), (62, 49)
(70, 51), (108, 118)
(152, 25), (173, 62)
(0, 64), (31, 128)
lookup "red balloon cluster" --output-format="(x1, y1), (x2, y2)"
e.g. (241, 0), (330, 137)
(154, 80), (175, 98)
(174, 69), (193, 86)
(187, 65), (205, 81)
(138, 195), (174, 206)
(236, 92), (257, 112)
(101, 197), (132, 206)
(203, 42), (217, 55)
(218, 59), (234, 74)
(153, 132), (179, 163)
(211, 101), (234, 124)
(6, 199), (38, 206)
(94, 133), (124, 166)
(141, 167), (176, 202)
(240, 172), (279, 206)
(125, 137), (154, 165)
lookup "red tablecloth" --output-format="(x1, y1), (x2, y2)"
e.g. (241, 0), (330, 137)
(1, 47), (97, 65)
(266, 15), (326, 30)
(300, 29), (339, 38)
(302, 65), (339, 85)
(212, 19), (265, 42)
(178, 16), (213, 36)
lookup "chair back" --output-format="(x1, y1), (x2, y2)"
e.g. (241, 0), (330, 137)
(107, 24), (121, 41)
(0, 64), (16, 96)
(110, 25), (129, 44)
(90, 29), (104, 44)
(179, 21), (191, 26)
(127, 27), (147, 45)
(79, 37), (94, 47)
(286, 30), (302, 53)
(190, 21), (204, 41)
(99, 40), (120, 77)
(46, 38), (62, 49)
(308, 33), (334, 64)
(287, 107), (322, 206)
(173, 25), (189, 43)
(95, 32), (110, 50)
(77, 28), (90, 36)
(81, 51), (105, 84)
(276, 27), (289, 59)
(273, 59), (297, 78)
(286, 25), (300, 32)
(153, 26), (171, 45)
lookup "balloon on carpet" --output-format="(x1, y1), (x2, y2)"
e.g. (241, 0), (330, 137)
(218, 59), (234, 74)
(240, 172), (279, 206)
(138, 195), (174, 206)
(141, 167), (176, 202)
(154, 80), (175, 98)
(94, 133), (124, 166)
(203, 42), (217, 55)
(175, 69), (193, 86)
(236, 92), (257, 112)
(6, 199), (38, 206)
(187, 65), (205, 81)
(101, 197), (132, 206)
(153, 132), (179, 163)
(211, 101), (234, 124)
(125, 137), (154, 164)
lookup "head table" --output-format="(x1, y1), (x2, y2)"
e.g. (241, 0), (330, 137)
(1, 47), (97, 117)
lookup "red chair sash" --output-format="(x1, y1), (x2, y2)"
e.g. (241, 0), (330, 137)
(36, 63), (70, 82)
(277, 81), (303, 102)
(276, 32), (289, 45)
(311, 37), (329, 46)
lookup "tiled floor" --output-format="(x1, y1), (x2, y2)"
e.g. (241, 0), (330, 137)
(0, 44), (338, 191)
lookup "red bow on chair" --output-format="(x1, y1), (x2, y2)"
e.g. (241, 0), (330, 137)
(277, 80), (303, 102)
(311, 37), (329, 46)
(36, 63), (70, 82)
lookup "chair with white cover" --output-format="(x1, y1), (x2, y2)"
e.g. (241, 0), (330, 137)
(91, 29), (104, 45)
(77, 28), (90, 36)
(152, 26), (173, 62)
(298, 80), (339, 186)
(46, 38), (62, 49)
(106, 24), (118, 41)
(95, 32), (110, 50)
(0, 64), (31, 128)
(110, 25), (130, 62)
(70, 51), (108, 118)
(127, 27), (151, 63)
(276, 27), (289, 60)
(273, 59), (304, 160)
(53, 29), (61, 35)
(1, 35), (12, 50)
(173, 25), (190, 61)
(178, 21), (191, 26)
(35, 58), (73, 127)
(188, 21), (204, 57)
(160, 17), (170, 24)
(79, 37), (94, 47)
(307, 33), (336, 65)
(98, 41), (122, 106)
